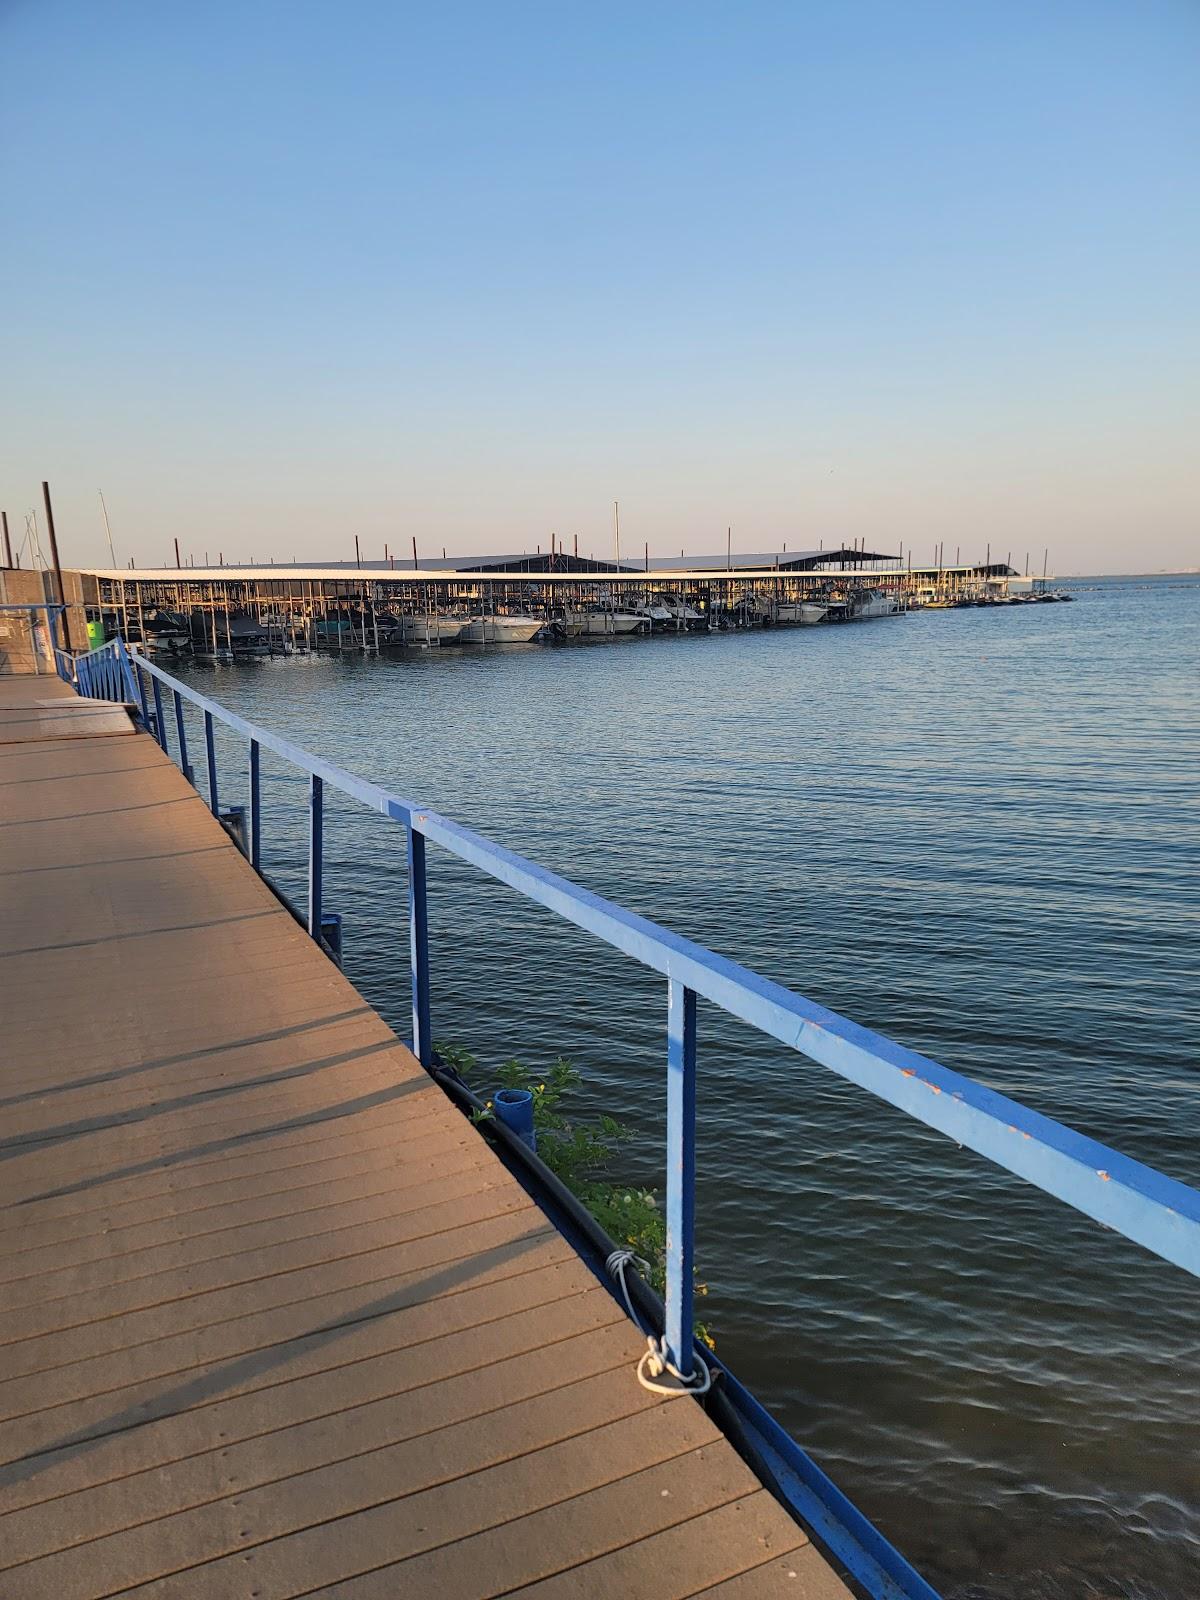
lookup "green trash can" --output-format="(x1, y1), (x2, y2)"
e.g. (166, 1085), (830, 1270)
(86, 621), (106, 651)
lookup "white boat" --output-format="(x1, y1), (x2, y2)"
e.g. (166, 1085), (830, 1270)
(634, 602), (673, 626)
(851, 589), (901, 620)
(661, 598), (703, 627)
(579, 609), (646, 636)
(772, 601), (827, 626)
(459, 614), (544, 644)
(388, 614), (465, 646)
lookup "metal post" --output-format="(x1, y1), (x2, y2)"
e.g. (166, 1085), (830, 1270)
(308, 773), (324, 941)
(248, 737), (261, 870)
(407, 824), (432, 1067)
(1, 511), (11, 568)
(220, 804), (248, 855)
(320, 912), (343, 965)
(174, 689), (193, 784)
(133, 654), (151, 726)
(41, 481), (71, 650)
(664, 978), (698, 1379)
(150, 674), (167, 750)
(204, 709), (219, 814)
(118, 638), (139, 704)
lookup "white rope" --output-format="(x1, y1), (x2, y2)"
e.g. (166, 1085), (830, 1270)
(605, 1249), (713, 1397)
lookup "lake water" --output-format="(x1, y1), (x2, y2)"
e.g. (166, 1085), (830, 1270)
(171, 577), (1200, 1600)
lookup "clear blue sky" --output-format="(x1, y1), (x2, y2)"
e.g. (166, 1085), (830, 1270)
(1, 0), (1196, 572)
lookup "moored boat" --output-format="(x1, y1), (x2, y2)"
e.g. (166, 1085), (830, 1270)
(851, 588), (902, 620)
(387, 613), (466, 646)
(459, 614), (545, 644)
(579, 608), (646, 635)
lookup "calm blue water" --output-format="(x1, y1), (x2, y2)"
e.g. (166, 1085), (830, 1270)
(173, 578), (1200, 1600)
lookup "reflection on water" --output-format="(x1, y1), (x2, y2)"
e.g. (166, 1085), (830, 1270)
(173, 576), (1200, 1599)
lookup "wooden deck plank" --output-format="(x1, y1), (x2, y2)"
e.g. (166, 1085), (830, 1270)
(108, 1413), (736, 1599)
(0, 1159), (502, 1303)
(688, 1547), (857, 1600)
(0, 1122), (485, 1256)
(3, 1180), (532, 1339)
(0, 1303), (628, 1543)
(2, 1360), (682, 1598)
(0, 1208), (560, 1394)
(0, 1261), (607, 1474)
(0, 679), (849, 1599)
(500, 1492), (810, 1599)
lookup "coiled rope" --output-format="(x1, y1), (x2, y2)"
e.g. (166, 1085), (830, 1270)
(605, 1248), (713, 1397)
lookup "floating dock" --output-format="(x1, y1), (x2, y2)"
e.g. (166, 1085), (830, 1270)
(0, 673), (849, 1597)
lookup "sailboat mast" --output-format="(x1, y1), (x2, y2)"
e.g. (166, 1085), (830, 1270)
(99, 491), (118, 567)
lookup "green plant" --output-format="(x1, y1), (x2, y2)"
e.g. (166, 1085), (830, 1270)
(436, 1042), (712, 1348)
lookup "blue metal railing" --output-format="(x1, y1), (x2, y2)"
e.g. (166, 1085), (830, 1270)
(68, 636), (1200, 1600)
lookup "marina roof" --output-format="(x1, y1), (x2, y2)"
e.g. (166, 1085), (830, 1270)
(80, 558), (1021, 581)
(81, 546), (899, 578)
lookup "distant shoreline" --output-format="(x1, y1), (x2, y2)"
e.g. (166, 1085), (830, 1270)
(1061, 570), (1199, 579)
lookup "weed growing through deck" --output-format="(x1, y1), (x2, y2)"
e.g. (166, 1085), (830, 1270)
(436, 1044), (713, 1348)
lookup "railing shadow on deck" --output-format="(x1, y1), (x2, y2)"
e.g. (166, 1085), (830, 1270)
(58, 636), (1200, 1600)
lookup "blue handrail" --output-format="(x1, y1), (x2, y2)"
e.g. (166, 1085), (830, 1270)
(69, 635), (1200, 1600)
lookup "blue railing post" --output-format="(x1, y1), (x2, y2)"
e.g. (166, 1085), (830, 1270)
(248, 737), (261, 871)
(119, 639), (139, 704)
(174, 689), (193, 785)
(133, 654), (151, 728)
(408, 824), (432, 1067)
(308, 773), (324, 941)
(664, 977), (698, 1379)
(150, 674), (167, 751)
(203, 710), (219, 815)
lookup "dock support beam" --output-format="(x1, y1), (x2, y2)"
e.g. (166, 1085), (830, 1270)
(665, 978), (697, 1379)
(408, 826), (432, 1067)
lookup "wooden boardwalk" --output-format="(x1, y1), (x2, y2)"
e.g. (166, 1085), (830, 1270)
(0, 675), (851, 1600)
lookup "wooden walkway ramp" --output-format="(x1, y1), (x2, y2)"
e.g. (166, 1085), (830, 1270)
(0, 676), (851, 1600)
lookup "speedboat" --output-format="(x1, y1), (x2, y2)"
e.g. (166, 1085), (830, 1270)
(634, 601), (673, 627)
(387, 614), (465, 646)
(141, 610), (193, 656)
(579, 609), (646, 635)
(851, 589), (901, 620)
(459, 614), (545, 643)
(227, 615), (271, 656)
(798, 602), (828, 625)
(661, 598), (703, 628)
